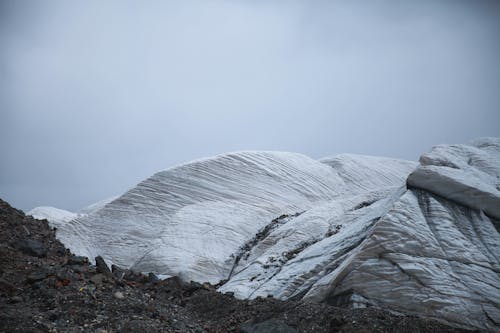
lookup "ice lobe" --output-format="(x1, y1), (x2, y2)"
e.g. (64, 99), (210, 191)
(297, 139), (500, 332)
(304, 189), (500, 331)
(217, 143), (500, 331)
(50, 152), (353, 283)
(407, 137), (500, 219)
(44, 152), (416, 285)
(217, 155), (417, 299)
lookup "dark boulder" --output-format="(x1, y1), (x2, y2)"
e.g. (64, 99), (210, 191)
(148, 272), (159, 283)
(13, 239), (47, 257)
(26, 268), (52, 283)
(67, 256), (88, 266)
(95, 256), (111, 275)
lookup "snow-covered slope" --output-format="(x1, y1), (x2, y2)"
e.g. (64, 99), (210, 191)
(28, 206), (77, 227)
(78, 196), (119, 215)
(320, 154), (417, 192)
(32, 139), (500, 331)
(27, 196), (117, 228)
(52, 152), (349, 282)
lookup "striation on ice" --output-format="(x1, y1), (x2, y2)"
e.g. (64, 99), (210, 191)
(30, 139), (500, 331)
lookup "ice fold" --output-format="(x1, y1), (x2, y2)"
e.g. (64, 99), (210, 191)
(30, 139), (500, 331)
(408, 137), (500, 219)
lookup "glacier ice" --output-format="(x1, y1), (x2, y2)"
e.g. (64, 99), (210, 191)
(31, 139), (500, 331)
(28, 206), (78, 227)
(408, 137), (500, 219)
(28, 196), (117, 229)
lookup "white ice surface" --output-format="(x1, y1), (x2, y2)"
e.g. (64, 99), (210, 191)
(304, 189), (500, 331)
(320, 153), (417, 192)
(78, 196), (119, 215)
(50, 152), (351, 282)
(408, 138), (500, 219)
(28, 196), (118, 228)
(33, 141), (500, 331)
(219, 186), (407, 300)
(27, 206), (78, 228)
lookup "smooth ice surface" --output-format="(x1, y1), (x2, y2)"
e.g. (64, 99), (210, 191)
(32, 140), (500, 331)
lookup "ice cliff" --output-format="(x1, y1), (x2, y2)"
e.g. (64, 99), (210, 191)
(30, 138), (500, 331)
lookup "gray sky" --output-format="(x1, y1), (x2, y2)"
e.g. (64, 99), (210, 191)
(1, 0), (499, 212)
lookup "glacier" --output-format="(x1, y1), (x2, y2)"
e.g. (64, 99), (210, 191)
(29, 206), (78, 226)
(29, 138), (500, 332)
(29, 196), (118, 229)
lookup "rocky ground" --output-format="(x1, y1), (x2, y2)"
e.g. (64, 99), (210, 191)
(0, 198), (478, 333)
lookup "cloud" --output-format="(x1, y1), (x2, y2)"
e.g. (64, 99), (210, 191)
(1, 0), (499, 210)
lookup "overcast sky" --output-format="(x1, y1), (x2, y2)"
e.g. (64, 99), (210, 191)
(1, 0), (499, 212)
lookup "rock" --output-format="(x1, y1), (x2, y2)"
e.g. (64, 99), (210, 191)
(202, 282), (213, 291)
(147, 272), (158, 283)
(185, 281), (202, 293)
(329, 317), (346, 332)
(122, 269), (148, 283)
(55, 268), (73, 281)
(26, 269), (51, 283)
(90, 274), (105, 286)
(113, 291), (125, 299)
(70, 264), (89, 274)
(111, 264), (125, 280)
(0, 278), (18, 294)
(13, 239), (47, 257)
(95, 256), (111, 275)
(67, 256), (88, 265)
(122, 320), (155, 332)
(9, 295), (23, 303)
(240, 319), (297, 333)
